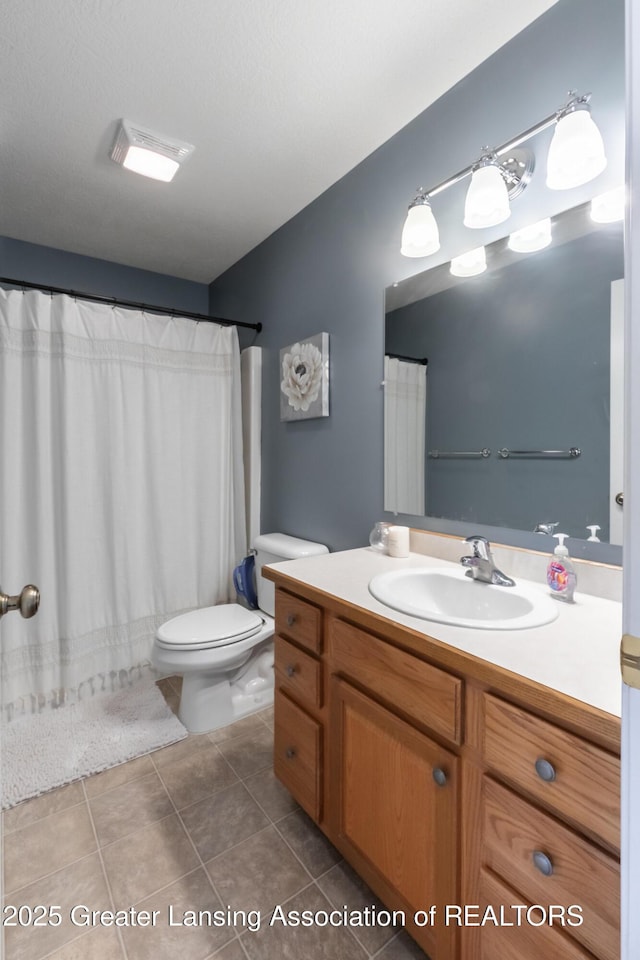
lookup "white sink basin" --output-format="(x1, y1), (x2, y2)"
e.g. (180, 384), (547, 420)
(368, 566), (559, 630)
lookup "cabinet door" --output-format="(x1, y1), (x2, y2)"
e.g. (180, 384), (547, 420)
(331, 678), (458, 959)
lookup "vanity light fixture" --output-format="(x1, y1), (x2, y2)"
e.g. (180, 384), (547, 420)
(590, 185), (625, 223)
(546, 95), (607, 190)
(508, 217), (552, 253)
(110, 120), (195, 183)
(450, 246), (487, 277)
(463, 155), (511, 229)
(401, 91), (607, 258)
(400, 193), (441, 257)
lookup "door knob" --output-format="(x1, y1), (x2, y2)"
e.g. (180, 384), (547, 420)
(0, 584), (40, 620)
(615, 492), (624, 506)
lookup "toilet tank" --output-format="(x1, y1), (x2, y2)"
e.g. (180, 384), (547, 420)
(252, 533), (329, 617)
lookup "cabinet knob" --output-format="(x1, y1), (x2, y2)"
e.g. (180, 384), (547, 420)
(286, 614), (297, 628)
(532, 850), (554, 876)
(534, 757), (556, 782)
(285, 747), (296, 760)
(285, 664), (296, 677)
(432, 767), (448, 787)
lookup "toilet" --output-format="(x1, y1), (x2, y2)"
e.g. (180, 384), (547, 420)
(153, 533), (328, 733)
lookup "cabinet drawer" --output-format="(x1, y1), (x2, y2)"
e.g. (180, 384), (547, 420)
(274, 691), (322, 820)
(330, 618), (462, 743)
(275, 635), (322, 708)
(482, 777), (619, 960)
(275, 589), (323, 654)
(478, 869), (595, 960)
(483, 694), (620, 850)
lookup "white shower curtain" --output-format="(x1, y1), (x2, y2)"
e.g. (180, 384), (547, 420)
(0, 288), (246, 715)
(384, 356), (427, 515)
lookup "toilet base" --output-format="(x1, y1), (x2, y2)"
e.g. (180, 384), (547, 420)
(177, 641), (274, 734)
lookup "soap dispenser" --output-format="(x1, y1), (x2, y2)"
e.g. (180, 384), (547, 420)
(546, 533), (577, 603)
(586, 525), (601, 542)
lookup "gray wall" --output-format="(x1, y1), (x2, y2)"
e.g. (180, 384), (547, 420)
(386, 228), (624, 541)
(208, 0), (625, 559)
(0, 237), (209, 313)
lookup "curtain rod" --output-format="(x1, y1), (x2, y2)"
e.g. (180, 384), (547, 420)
(0, 277), (263, 333)
(386, 352), (428, 365)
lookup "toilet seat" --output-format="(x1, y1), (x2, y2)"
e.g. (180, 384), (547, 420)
(156, 604), (264, 652)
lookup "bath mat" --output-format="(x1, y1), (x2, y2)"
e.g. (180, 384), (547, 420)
(1, 676), (187, 809)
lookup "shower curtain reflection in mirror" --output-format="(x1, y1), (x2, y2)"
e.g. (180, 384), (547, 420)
(383, 356), (427, 516)
(0, 288), (246, 716)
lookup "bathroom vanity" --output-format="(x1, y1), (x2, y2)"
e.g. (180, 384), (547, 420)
(265, 535), (621, 960)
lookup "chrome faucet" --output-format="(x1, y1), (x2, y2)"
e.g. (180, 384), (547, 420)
(460, 536), (515, 586)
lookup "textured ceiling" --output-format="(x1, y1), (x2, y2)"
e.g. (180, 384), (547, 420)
(0, 0), (557, 283)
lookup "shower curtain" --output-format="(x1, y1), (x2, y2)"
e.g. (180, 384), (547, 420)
(0, 288), (246, 715)
(383, 356), (427, 515)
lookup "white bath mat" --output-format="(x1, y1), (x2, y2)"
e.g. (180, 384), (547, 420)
(1, 676), (187, 809)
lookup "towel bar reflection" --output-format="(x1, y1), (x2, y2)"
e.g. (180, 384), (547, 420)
(429, 448), (491, 459)
(498, 447), (581, 459)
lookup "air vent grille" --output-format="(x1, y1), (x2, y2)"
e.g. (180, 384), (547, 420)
(110, 120), (195, 166)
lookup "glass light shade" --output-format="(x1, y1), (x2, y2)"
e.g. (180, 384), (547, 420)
(546, 110), (607, 190)
(508, 218), (552, 253)
(450, 246), (487, 277)
(400, 201), (440, 257)
(590, 186), (625, 223)
(123, 146), (180, 182)
(463, 164), (511, 229)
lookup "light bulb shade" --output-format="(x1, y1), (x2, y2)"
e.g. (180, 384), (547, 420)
(463, 164), (511, 229)
(122, 146), (180, 182)
(450, 246), (487, 277)
(546, 109), (607, 190)
(400, 200), (440, 258)
(590, 186), (625, 223)
(508, 218), (552, 253)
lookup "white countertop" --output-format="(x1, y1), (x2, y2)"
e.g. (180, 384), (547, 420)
(266, 547), (622, 718)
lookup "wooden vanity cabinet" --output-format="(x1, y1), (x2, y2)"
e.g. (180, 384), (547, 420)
(270, 578), (621, 960)
(273, 588), (326, 822)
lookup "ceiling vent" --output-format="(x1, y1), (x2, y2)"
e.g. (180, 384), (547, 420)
(110, 120), (195, 183)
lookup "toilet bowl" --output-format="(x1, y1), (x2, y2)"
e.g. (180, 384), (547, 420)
(153, 533), (328, 733)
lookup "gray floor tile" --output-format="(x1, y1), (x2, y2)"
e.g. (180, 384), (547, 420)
(101, 813), (199, 905)
(180, 781), (269, 862)
(243, 767), (299, 822)
(157, 742), (239, 810)
(88, 771), (174, 846)
(3, 781), (85, 834)
(205, 825), (310, 917)
(317, 860), (400, 954)
(4, 802), (96, 893)
(276, 809), (342, 878)
(3, 853), (110, 960)
(240, 885), (367, 960)
(216, 725), (273, 779)
(119, 867), (233, 960)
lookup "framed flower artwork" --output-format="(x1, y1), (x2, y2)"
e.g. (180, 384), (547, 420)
(280, 332), (330, 421)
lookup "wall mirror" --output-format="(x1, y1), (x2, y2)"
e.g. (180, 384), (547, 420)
(384, 199), (624, 546)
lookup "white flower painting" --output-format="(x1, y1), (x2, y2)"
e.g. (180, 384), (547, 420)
(280, 332), (329, 421)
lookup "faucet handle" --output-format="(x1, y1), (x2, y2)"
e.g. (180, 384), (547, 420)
(463, 535), (491, 559)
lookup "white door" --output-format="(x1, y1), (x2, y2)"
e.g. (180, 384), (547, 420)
(611, 279), (624, 546)
(0, 583), (40, 957)
(621, 2), (640, 955)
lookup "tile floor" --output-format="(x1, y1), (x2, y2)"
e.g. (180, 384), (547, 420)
(2, 677), (429, 960)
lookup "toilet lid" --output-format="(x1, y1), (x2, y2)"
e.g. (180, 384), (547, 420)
(156, 604), (264, 650)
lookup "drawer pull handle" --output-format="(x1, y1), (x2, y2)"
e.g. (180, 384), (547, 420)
(432, 767), (448, 787)
(534, 757), (556, 782)
(532, 850), (554, 876)
(286, 614), (297, 628)
(285, 747), (297, 760)
(286, 664), (297, 677)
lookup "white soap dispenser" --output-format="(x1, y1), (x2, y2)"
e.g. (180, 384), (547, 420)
(586, 525), (601, 542)
(546, 533), (577, 603)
